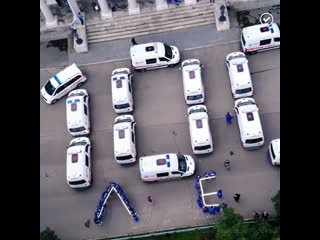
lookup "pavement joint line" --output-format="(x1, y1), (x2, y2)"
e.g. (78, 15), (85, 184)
(40, 40), (241, 71)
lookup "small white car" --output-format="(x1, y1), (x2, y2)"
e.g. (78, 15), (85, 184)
(113, 115), (136, 164)
(40, 63), (87, 104)
(234, 98), (264, 148)
(66, 137), (92, 189)
(130, 42), (180, 71)
(187, 104), (213, 154)
(180, 59), (205, 105)
(111, 68), (134, 113)
(139, 153), (195, 182)
(269, 139), (280, 165)
(66, 89), (90, 136)
(225, 52), (253, 99)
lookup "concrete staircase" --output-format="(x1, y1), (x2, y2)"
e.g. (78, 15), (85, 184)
(86, 2), (215, 44)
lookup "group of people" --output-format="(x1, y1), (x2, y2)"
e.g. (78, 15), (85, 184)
(195, 173), (226, 215)
(254, 210), (270, 220)
(94, 182), (139, 225)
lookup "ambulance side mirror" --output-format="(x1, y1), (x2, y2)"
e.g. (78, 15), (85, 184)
(200, 64), (204, 68)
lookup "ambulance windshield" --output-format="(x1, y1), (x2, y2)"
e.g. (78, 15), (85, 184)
(177, 154), (187, 172)
(164, 44), (173, 59)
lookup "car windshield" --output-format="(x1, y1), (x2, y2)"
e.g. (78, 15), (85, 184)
(237, 100), (255, 107)
(69, 92), (85, 97)
(182, 60), (200, 68)
(164, 44), (173, 59)
(189, 107), (206, 114)
(187, 94), (203, 101)
(44, 80), (56, 96)
(114, 103), (130, 109)
(235, 87), (252, 94)
(69, 141), (87, 147)
(115, 117), (132, 124)
(177, 154), (187, 172)
(228, 54), (245, 61)
(112, 70), (129, 76)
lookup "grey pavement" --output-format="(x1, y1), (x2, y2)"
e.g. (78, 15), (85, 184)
(40, 42), (280, 240)
(40, 24), (241, 70)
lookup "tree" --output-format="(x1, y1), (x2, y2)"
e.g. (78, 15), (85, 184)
(272, 190), (280, 224)
(40, 227), (61, 240)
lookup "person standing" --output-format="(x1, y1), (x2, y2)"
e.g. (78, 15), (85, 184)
(261, 211), (269, 220)
(147, 196), (154, 204)
(234, 193), (240, 202)
(77, 12), (84, 25)
(224, 159), (231, 171)
(226, 112), (234, 124)
(131, 37), (137, 45)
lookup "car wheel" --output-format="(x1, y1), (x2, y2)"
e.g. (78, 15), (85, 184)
(250, 51), (257, 55)
(77, 82), (84, 88)
(168, 64), (175, 68)
(51, 99), (58, 104)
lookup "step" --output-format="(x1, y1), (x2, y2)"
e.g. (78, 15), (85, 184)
(87, 15), (214, 40)
(88, 19), (214, 43)
(87, 7), (214, 31)
(87, 9), (214, 34)
(87, 13), (215, 38)
(86, 2), (213, 26)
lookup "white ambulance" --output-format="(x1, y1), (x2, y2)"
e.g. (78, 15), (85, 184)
(225, 52), (253, 99)
(180, 59), (205, 105)
(111, 68), (134, 113)
(139, 153), (195, 182)
(66, 89), (90, 136)
(241, 23), (280, 54)
(130, 42), (180, 71)
(233, 98), (264, 148)
(40, 63), (87, 104)
(269, 138), (280, 166)
(113, 115), (136, 164)
(66, 137), (92, 189)
(187, 104), (213, 154)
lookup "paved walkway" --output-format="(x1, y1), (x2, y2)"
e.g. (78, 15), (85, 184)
(40, 0), (280, 70)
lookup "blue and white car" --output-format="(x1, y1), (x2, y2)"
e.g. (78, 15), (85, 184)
(40, 63), (87, 104)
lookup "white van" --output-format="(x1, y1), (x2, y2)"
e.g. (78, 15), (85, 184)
(40, 63), (87, 104)
(225, 52), (253, 99)
(113, 115), (136, 164)
(111, 68), (134, 113)
(139, 153), (195, 182)
(187, 104), (213, 154)
(269, 138), (280, 165)
(66, 137), (92, 189)
(234, 98), (264, 148)
(66, 89), (90, 136)
(241, 23), (280, 54)
(130, 42), (180, 71)
(180, 59), (205, 105)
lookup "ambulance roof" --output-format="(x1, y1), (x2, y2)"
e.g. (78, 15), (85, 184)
(114, 121), (132, 155)
(235, 98), (263, 138)
(188, 105), (211, 145)
(182, 60), (203, 94)
(66, 92), (87, 129)
(50, 63), (82, 88)
(228, 55), (251, 87)
(130, 42), (165, 60)
(111, 72), (130, 104)
(242, 23), (280, 41)
(140, 153), (179, 173)
(66, 144), (86, 181)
